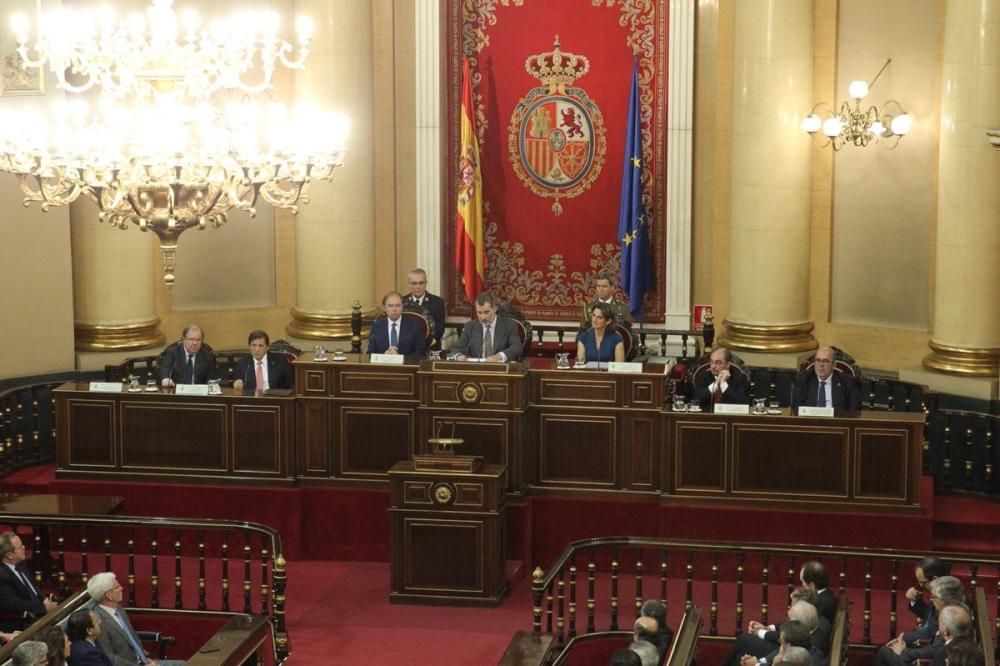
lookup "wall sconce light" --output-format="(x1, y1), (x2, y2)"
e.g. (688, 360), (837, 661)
(802, 58), (911, 150)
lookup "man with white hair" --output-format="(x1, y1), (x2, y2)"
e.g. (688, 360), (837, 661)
(11, 640), (48, 666)
(628, 639), (659, 666)
(87, 572), (184, 666)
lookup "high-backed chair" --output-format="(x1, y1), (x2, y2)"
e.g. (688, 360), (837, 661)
(685, 350), (748, 399)
(402, 302), (436, 349)
(612, 322), (638, 361)
(800, 346), (861, 378)
(498, 301), (533, 357)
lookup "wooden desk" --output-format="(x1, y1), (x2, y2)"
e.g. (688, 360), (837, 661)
(527, 360), (666, 492)
(0, 494), (123, 516)
(663, 408), (924, 512)
(54, 384), (295, 483)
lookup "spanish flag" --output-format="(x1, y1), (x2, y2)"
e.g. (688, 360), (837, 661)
(455, 57), (485, 304)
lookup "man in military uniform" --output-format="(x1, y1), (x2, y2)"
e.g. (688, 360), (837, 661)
(580, 271), (631, 331)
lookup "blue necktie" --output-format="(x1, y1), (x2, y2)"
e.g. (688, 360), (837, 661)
(185, 354), (194, 384)
(113, 610), (149, 664)
(818, 380), (827, 407)
(390, 322), (398, 349)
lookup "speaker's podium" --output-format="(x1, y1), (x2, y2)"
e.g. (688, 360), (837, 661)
(388, 438), (507, 606)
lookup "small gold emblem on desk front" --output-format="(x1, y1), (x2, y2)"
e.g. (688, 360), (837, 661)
(432, 482), (455, 505)
(459, 382), (482, 405)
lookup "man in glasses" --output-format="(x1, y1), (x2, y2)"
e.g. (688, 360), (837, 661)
(791, 346), (861, 411)
(158, 324), (218, 387)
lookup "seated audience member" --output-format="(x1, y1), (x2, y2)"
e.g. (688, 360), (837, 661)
(451, 292), (523, 362)
(577, 303), (625, 364)
(580, 271), (631, 331)
(12, 640), (49, 666)
(367, 291), (426, 357)
(740, 619), (813, 666)
(693, 347), (748, 410)
(67, 609), (111, 666)
(791, 346), (861, 411)
(941, 637), (983, 666)
(0, 532), (57, 631)
(877, 582), (969, 666)
(87, 572), (182, 666)
(903, 556), (948, 645)
(42, 625), (71, 666)
(633, 616), (661, 655)
(403, 268), (446, 350)
(232, 330), (294, 393)
(641, 598), (675, 662)
(753, 588), (831, 656)
(610, 649), (643, 666)
(629, 640), (659, 666)
(775, 645), (811, 665)
(158, 325), (217, 387)
(726, 600), (817, 666)
(799, 561), (837, 626)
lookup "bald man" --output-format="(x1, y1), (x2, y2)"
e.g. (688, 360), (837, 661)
(792, 346), (861, 411)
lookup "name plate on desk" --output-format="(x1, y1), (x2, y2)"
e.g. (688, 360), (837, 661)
(607, 362), (643, 374)
(798, 406), (835, 418)
(370, 353), (405, 365)
(88, 382), (123, 393)
(714, 403), (749, 415)
(176, 384), (210, 396)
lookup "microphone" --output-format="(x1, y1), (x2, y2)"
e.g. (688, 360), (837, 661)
(243, 360), (253, 392)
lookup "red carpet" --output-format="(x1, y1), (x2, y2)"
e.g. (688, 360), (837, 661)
(282, 561), (532, 665)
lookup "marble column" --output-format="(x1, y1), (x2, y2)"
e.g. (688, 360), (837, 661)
(286, 0), (378, 340)
(923, 0), (1000, 377)
(70, 201), (163, 351)
(718, 0), (817, 353)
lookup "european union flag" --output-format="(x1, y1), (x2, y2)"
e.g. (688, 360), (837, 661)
(617, 59), (652, 322)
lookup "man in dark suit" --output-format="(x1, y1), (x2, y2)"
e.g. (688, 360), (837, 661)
(878, 599), (971, 666)
(0, 532), (56, 632)
(232, 330), (294, 393)
(157, 324), (218, 387)
(88, 572), (181, 666)
(580, 271), (631, 331)
(368, 291), (427, 357)
(451, 292), (523, 362)
(403, 268), (446, 350)
(792, 346), (861, 411)
(800, 561), (837, 627)
(67, 609), (112, 666)
(693, 347), (748, 410)
(903, 556), (947, 645)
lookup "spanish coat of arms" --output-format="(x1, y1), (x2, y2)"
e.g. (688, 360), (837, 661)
(507, 37), (607, 216)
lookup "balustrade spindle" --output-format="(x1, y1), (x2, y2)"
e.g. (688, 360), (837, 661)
(634, 552), (644, 616)
(888, 390), (896, 411)
(864, 558), (873, 644)
(610, 554), (620, 630)
(49, 393), (56, 443)
(839, 556), (848, 592)
(943, 421), (953, 489)
(985, 423), (994, 487)
(587, 558), (596, 634)
(243, 539), (253, 613)
(685, 551), (693, 611)
(150, 533), (160, 608)
(659, 552), (668, 619)
(681, 334), (689, 358)
(710, 553), (719, 635)
(969, 565), (979, 596)
(786, 556), (795, 601)
(556, 574), (565, 644)
(273, 554), (289, 661)
(103, 529), (112, 572)
(15, 401), (24, 464)
(221, 536), (230, 612)
(531, 567), (544, 635)
(546, 583), (555, 635)
(965, 426), (975, 490)
(127, 529), (136, 607)
(735, 553), (745, 636)
(56, 528), (67, 598)
(31, 396), (40, 460)
(198, 533), (207, 611)
(32, 530), (42, 586)
(995, 577), (1000, 648)
(174, 532), (184, 609)
(81, 526), (89, 582)
(260, 543), (270, 615)
(761, 554), (770, 626)
(889, 559), (898, 637)
(568, 564), (578, 638)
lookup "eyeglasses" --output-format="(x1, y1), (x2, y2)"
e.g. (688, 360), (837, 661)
(184, 337), (203, 342)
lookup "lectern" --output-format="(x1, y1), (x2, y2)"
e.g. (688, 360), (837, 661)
(388, 440), (507, 606)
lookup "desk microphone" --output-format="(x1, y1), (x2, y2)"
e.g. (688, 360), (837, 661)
(242, 360), (253, 391)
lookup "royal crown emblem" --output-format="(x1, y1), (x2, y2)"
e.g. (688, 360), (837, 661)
(508, 37), (606, 216)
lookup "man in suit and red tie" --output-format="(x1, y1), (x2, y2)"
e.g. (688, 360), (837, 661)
(368, 291), (427, 357)
(0, 532), (57, 632)
(233, 330), (294, 394)
(792, 346), (861, 411)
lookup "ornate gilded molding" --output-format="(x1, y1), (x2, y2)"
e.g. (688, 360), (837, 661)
(923, 340), (1000, 377)
(718, 320), (818, 353)
(74, 318), (164, 352)
(286, 306), (379, 340)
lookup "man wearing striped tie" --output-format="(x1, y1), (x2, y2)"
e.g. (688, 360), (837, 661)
(88, 572), (185, 666)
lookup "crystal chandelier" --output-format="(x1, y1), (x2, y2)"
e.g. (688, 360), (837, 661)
(0, 0), (348, 287)
(801, 59), (911, 151)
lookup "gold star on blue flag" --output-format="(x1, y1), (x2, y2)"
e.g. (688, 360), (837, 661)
(616, 58), (652, 321)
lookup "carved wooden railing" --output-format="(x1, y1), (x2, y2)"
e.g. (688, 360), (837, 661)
(0, 513), (290, 663)
(927, 409), (1000, 494)
(531, 537), (1000, 654)
(0, 381), (60, 478)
